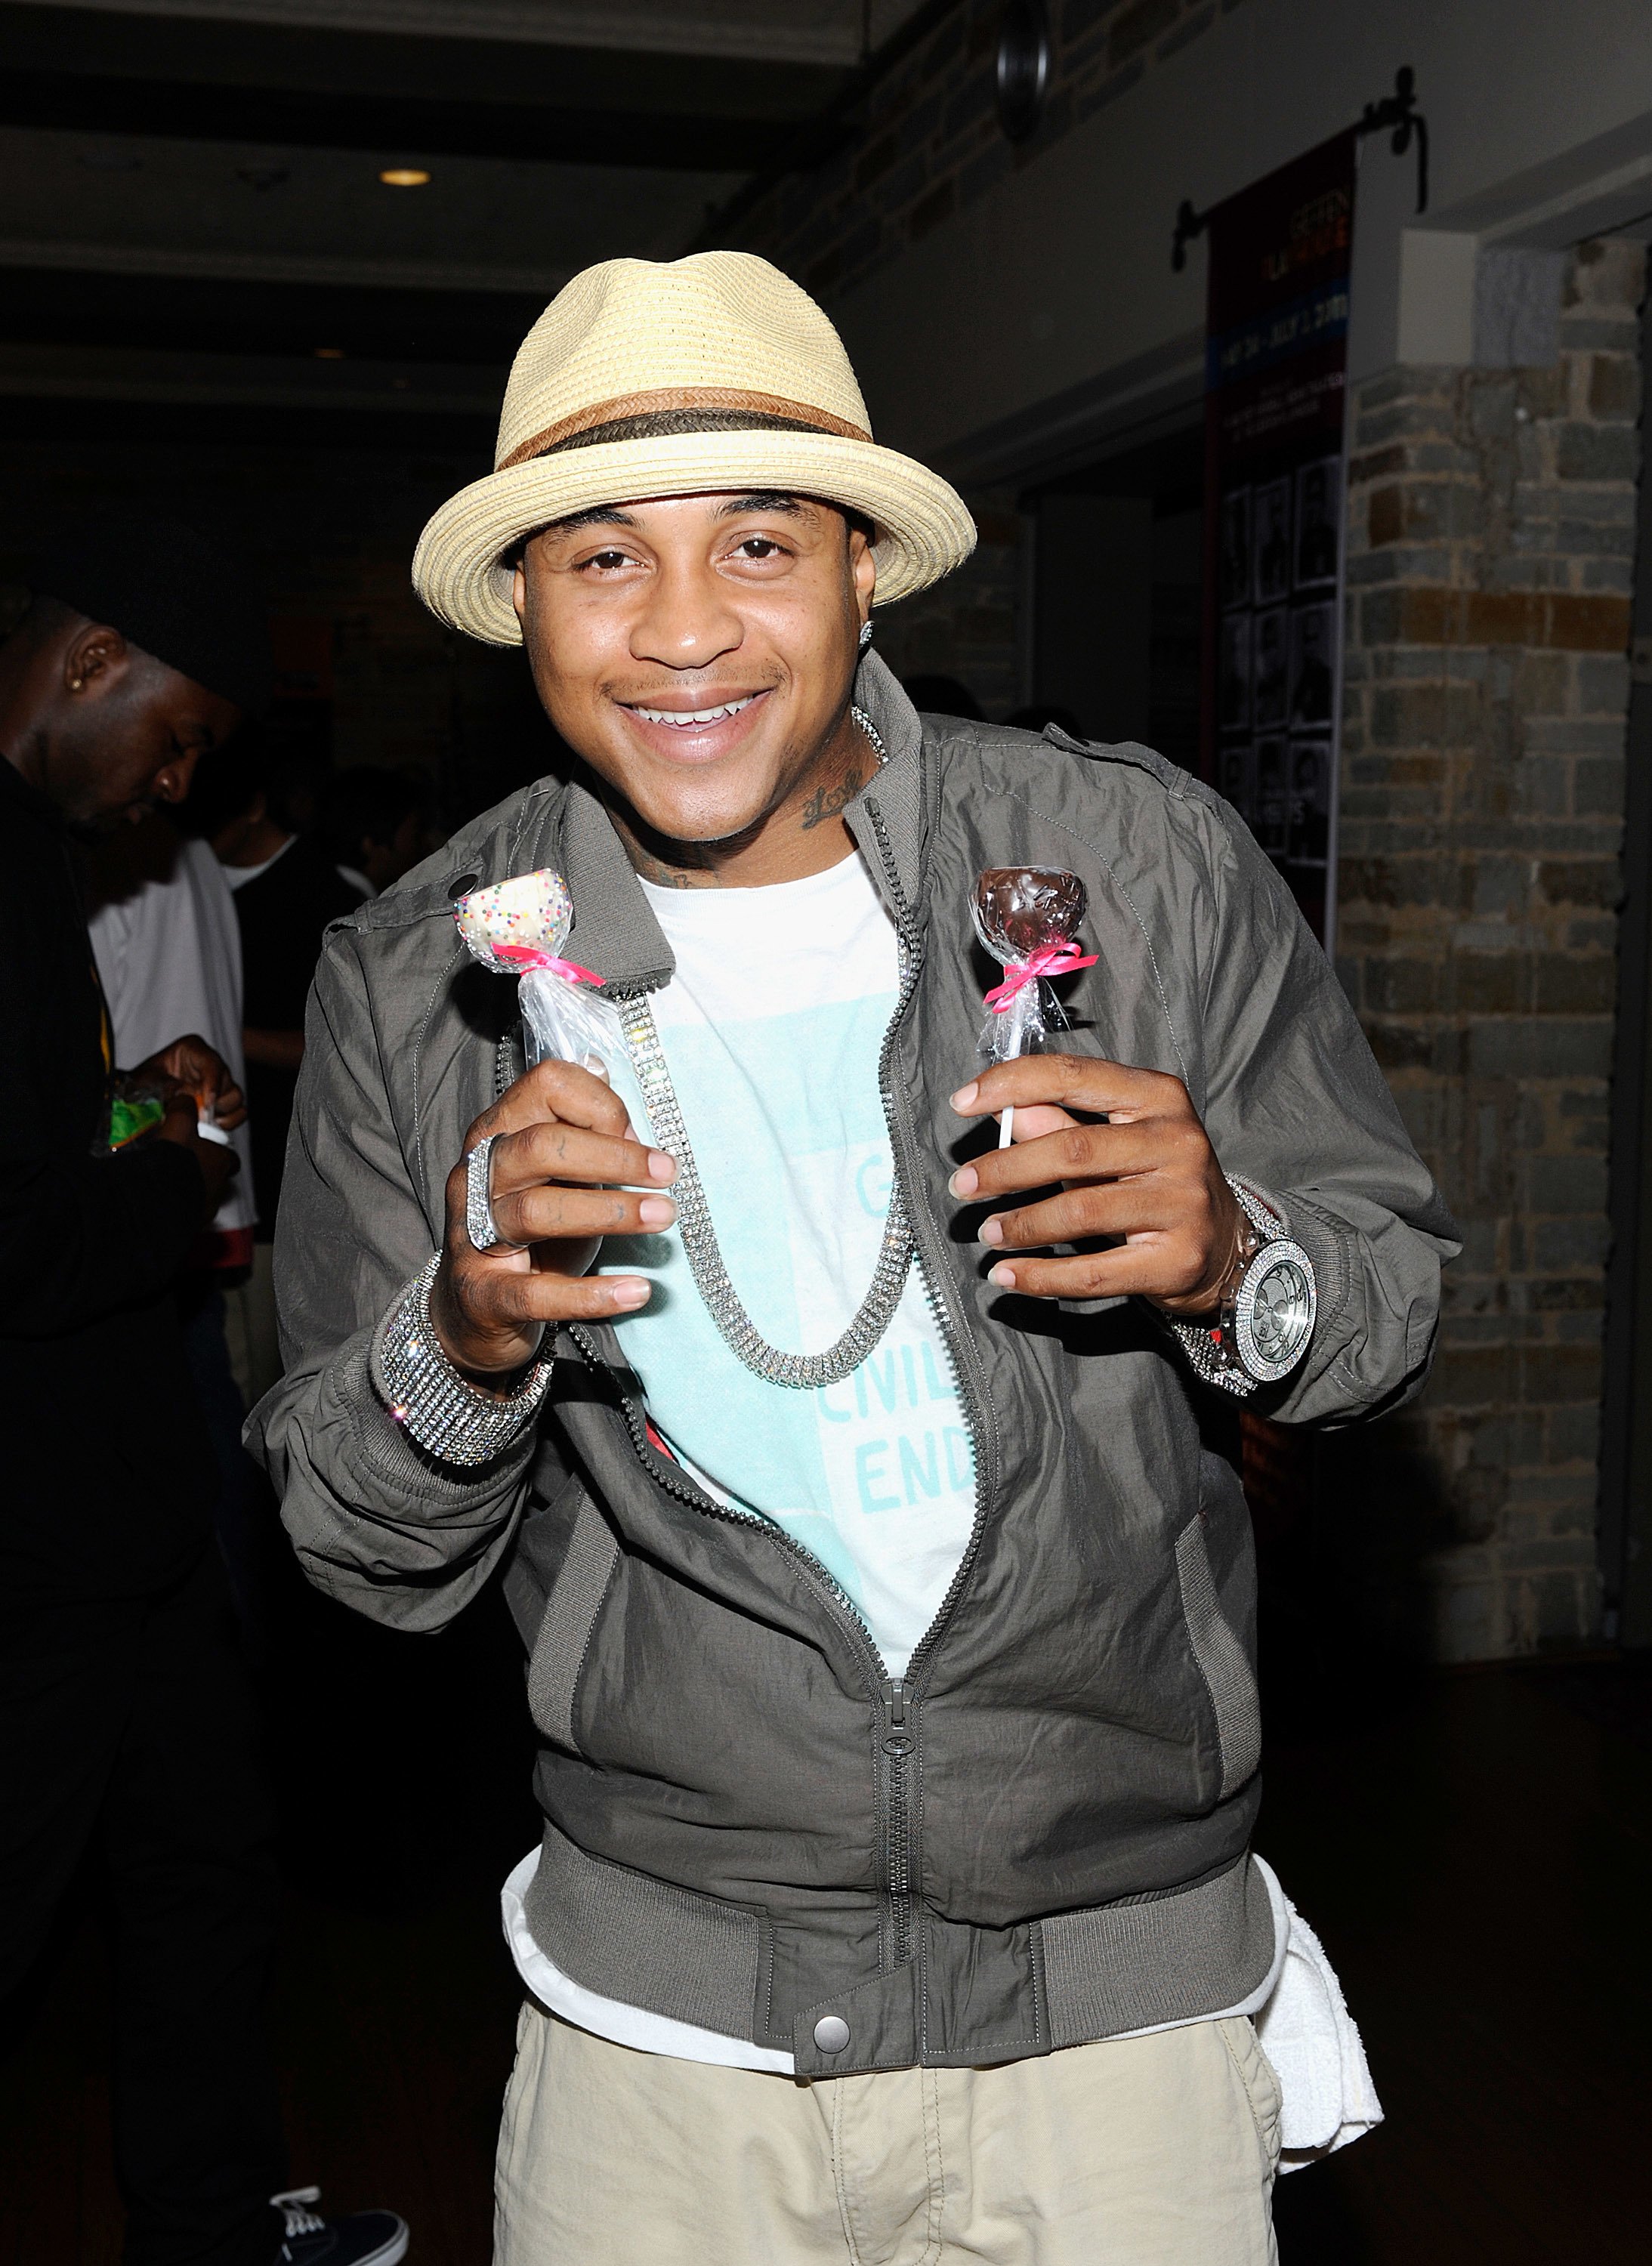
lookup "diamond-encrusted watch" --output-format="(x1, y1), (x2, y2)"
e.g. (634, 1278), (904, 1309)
(374, 1254), (553, 1466)
(1162, 1178), (1317, 1396)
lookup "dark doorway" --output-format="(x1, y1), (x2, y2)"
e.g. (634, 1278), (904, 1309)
(1025, 421), (1203, 764)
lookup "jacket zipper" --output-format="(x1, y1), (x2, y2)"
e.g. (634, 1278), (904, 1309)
(558, 781), (1000, 1987)
(863, 793), (999, 1679)
(565, 1316), (931, 1975)
(881, 1675), (916, 1964)
(860, 794), (1001, 1980)
(563, 1322), (888, 1672)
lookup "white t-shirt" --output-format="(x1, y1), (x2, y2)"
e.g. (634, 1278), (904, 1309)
(601, 851), (975, 1679)
(221, 834), (295, 893)
(88, 834), (256, 1234)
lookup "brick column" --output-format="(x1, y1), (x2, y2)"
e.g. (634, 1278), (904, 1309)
(1333, 238), (1644, 1659)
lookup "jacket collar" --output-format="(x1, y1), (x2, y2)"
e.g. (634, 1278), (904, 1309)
(543, 776), (677, 999)
(842, 649), (927, 919)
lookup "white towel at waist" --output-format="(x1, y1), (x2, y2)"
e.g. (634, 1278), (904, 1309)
(503, 1842), (1382, 2168)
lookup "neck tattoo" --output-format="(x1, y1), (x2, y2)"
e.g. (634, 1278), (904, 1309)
(628, 844), (705, 890)
(618, 711), (885, 887)
(798, 757), (869, 832)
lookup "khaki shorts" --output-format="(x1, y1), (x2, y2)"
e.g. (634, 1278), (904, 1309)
(494, 2002), (1281, 2266)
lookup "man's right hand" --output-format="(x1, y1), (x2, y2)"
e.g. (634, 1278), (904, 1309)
(430, 1059), (677, 1382)
(153, 1092), (240, 1217)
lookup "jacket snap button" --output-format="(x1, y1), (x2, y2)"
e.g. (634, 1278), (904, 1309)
(446, 872), (480, 901)
(812, 2014), (851, 2055)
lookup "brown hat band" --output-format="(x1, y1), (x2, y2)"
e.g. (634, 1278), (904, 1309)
(498, 385), (872, 471)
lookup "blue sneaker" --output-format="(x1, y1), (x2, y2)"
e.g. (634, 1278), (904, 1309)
(271, 2187), (409, 2265)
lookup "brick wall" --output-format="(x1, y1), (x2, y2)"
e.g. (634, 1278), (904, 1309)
(1331, 239), (1644, 1659)
(730, 0), (1651, 1659)
(730, 0), (1240, 710)
(734, 0), (1227, 308)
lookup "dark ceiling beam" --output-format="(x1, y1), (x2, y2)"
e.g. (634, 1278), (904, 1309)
(0, 3), (848, 113)
(0, 66), (827, 168)
(0, 390), (496, 452)
(0, 4), (857, 166)
(0, 264), (545, 363)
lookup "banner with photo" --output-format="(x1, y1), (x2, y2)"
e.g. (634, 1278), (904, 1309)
(1200, 130), (1356, 946)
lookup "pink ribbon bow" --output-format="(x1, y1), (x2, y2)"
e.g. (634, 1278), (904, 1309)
(493, 944), (604, 984)
(983, 938), (1098, 1011)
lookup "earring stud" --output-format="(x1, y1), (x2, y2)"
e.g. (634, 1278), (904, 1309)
(858, 619), (874, 651)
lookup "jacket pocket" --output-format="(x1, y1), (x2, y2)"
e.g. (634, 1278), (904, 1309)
(526, 1487), (620, 1755)
(1174, 1513), (1261, 1799)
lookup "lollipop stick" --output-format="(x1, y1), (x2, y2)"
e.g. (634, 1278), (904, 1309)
(998, 986), (1031, 1146)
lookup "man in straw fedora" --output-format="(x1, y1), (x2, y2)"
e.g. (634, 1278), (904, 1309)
(254, 252), (1455, 2261)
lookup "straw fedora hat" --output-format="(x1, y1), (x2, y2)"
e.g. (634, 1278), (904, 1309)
(412, 251), (976, 646)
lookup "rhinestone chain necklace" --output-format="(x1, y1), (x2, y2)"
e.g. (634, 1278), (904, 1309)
(615, 705), (912, 1391)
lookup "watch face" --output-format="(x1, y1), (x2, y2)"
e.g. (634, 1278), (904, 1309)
(1234, 1241), (1316, 1382)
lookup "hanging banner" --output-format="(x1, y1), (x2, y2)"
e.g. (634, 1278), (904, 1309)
(1200, 130), (1356, 946)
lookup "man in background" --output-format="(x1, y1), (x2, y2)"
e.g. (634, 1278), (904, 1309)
(0, 523), (404, 2266)
(197, 740), (359, 1406)
(320, 764), (428, 903)
(86, 808), (270, 1642)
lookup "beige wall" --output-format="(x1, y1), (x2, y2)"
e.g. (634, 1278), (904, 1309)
(741, 0), (1652, 476)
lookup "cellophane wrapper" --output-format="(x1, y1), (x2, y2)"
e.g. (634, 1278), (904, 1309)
(452, 867), (623, 1069)
(971, 866), (1088, 1061)
(517, 966), (623, 1069)
(977, 980), (1071, 1064)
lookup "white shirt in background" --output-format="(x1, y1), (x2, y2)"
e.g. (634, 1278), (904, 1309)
(88, 833), (256, 1234)
(221, 834), (295, 894)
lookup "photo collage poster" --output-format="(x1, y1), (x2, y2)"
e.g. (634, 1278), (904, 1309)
(1199, 129), (1357, 947)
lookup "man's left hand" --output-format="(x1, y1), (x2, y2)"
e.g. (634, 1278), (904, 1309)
(949, 1056), (1244, 1315)
(135, 1034), (249, 1131)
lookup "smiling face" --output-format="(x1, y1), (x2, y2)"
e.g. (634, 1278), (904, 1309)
(514, 489), (876, 879)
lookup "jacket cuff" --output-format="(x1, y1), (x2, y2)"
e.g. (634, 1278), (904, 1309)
(1241, 1181), (1355, 1386)
(338, 1329), (541, 1504)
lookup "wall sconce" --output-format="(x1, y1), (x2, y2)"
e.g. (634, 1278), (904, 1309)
(996, 0), (1051, 144)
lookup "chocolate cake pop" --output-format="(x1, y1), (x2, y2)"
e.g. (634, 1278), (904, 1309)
(971, 866), (1095, 1145)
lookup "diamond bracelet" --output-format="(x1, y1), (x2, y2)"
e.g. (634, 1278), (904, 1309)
(374, 1254), (553, 1468)
(1160, 1178), (1288, 1398)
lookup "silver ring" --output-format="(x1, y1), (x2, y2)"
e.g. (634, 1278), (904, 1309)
(465, 1135), (510, 1252)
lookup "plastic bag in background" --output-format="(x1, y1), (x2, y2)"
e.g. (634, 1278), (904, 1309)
(452, 869), (622, 1069)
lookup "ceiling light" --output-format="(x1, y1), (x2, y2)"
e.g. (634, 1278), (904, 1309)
(379, 167), (431, 188)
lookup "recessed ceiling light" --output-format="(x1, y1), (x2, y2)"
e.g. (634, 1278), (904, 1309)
(313, 347), (345, 360)
(379, 167), (431, 188)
